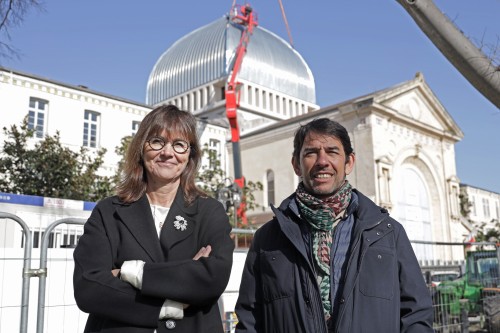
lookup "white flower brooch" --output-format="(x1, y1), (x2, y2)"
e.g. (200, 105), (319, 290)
(173, 215), (188, 231)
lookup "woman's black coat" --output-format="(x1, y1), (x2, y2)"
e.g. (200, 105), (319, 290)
(73, 189), (234, 333)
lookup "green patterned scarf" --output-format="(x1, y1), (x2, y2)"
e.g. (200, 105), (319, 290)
(295, 180), (352, 318)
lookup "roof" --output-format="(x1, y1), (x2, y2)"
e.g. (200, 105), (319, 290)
(242, 72), (464, 142)
(146, 15), (316, 105)
(0, 66), (151, 109)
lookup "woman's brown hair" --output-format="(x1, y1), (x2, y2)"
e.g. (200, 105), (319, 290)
(116, 105), (205, 205)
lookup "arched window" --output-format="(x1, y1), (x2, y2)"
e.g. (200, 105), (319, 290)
(267, 169), (275, 206)
(393, 166), (432, 260)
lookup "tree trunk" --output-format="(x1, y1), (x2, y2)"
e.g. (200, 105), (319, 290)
(396, 0), (500, 109)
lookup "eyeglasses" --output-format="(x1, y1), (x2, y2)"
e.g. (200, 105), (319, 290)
(147, 136), (190, 154)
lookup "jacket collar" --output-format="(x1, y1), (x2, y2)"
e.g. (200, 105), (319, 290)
(277, 189), (388, 228)
(273, 189), (390, 255)
(272, 195), (314, 273)
(159, 188), (197, 253)
(114, 194), (164, 262)
(113, 189), (199, 261)
(350, 189), (388, 234)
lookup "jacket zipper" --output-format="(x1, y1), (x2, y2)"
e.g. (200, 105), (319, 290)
(280, 203), (329, 333)
(306, 232), (329, 333)
(334, 216), (385, 332)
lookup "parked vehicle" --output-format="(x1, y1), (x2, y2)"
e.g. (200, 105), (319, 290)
(430, 271), (460, 287)
(434, 248), (500, 331)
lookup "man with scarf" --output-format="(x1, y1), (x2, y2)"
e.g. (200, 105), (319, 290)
(235, 118), (433, 333)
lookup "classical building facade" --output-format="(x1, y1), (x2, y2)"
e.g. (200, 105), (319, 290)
(237, 73), (467, 262)
(1, 11), (494, 265)
(0, 66), (227, 249)
(0, 67), (227, 178)
(144, 11), (477, 263)
(0, 67), (151, 177)
(3, 10), (499, 332)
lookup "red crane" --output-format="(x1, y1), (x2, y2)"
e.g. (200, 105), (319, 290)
(225, 3), (257, 224)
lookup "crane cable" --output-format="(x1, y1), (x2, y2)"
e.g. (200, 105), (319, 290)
(277, 0), (294, 48)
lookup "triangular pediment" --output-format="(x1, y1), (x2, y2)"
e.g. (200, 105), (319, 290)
(372, 73), (464, 141)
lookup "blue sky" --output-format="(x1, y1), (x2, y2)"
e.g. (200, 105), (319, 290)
(2, 0), (499, 193)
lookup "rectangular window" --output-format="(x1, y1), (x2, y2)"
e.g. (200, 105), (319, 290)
(28, 97), (48, 138)
(33, 230), (40, 248)
(267, 170), (275, 206)
(482, 198), (490, 218)
(209, 139), (221, 169)
(31, 227), (83, 249)
(60, 226), (83, 248)
(132, 120), (141, 136)
(247, 86), (252, 105)
(31, 228), (54, 248)
(83, 110), (100, 148)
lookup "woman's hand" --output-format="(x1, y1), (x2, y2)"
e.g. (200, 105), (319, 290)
(112, 245), (211, 276)
(193, 245), (212, 260)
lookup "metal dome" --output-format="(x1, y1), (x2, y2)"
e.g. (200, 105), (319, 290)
(146, 15), (316, 106)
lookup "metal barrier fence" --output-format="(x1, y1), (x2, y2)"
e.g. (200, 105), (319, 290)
(415, 240), (500, 333)
(428, 286), (500, 333)
(0, 213), (33, 333)
(2, 212), (499, 333)
(0, 213), (255, 333)
(0, 212), (86, 333)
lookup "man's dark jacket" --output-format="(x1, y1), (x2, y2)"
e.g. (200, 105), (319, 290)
(235, 189), (433, 333)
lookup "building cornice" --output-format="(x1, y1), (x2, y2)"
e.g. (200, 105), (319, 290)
(0, 66), (151, 115)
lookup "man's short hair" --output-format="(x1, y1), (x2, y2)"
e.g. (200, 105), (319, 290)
(293, 118), (354, 162)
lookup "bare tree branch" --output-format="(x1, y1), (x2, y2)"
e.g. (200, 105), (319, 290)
(0, 0), (43, 59)
(0, 0), (15, 31)
(396, 0), (500, 109)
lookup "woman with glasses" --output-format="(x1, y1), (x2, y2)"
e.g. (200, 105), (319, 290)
(73, 105), (234, 333)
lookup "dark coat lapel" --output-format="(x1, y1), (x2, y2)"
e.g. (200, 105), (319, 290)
(160, 188), (197, 253)
(114, 195), (164, 262)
